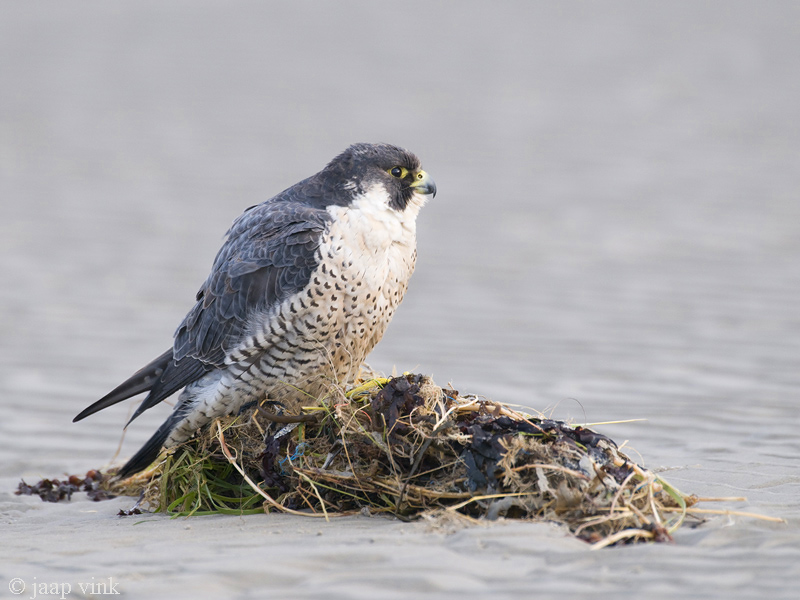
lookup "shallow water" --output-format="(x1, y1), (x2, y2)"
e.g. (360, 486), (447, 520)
(2, 2), (799, 598)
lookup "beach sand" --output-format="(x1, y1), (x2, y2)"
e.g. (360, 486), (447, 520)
(2, 2), (799, 598)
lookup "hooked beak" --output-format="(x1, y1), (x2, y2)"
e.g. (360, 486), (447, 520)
(410, 170), (437, 198)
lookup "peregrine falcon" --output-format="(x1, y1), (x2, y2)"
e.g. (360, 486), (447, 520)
(74, 143), (436, 478)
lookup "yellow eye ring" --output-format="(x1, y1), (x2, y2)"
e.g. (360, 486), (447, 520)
(389, 166), (407, 178)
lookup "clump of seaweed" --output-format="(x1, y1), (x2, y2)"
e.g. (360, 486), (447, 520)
(103, 373), (708, 546)
(16, 469), (111, 503)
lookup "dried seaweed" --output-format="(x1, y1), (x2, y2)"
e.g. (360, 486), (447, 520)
(103, 373), (705, 545)
(16, 470), (111, 503)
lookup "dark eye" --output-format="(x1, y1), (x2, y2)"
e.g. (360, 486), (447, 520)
(390, 166), (403, 178)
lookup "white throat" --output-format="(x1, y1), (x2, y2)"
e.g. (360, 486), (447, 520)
(329, 183), (424, 246)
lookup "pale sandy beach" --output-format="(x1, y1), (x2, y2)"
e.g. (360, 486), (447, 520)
(2, 2), (799, 598)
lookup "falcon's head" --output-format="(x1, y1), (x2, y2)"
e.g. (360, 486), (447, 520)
(323, 143), (437, 213)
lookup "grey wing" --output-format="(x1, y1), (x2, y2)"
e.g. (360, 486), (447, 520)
(173, 202), (330, 372)
(122, 203), (330, 422)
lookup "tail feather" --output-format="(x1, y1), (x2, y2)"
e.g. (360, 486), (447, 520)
(73, 349), (173, 422)
(125, 356), (209, 426)
(74, 349), (210, 426)
(115, 411), (184, 479)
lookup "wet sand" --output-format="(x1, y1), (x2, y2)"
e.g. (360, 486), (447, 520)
(2, 2), (799, 598)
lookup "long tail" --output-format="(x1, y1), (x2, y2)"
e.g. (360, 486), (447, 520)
(73, 349), (173, 422)
(73, 350), (208, 424)
(75, 349), (212, 479)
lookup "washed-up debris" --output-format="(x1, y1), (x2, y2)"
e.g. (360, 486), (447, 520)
(101, 374), (705, 546)
(16, 470), (112, 503)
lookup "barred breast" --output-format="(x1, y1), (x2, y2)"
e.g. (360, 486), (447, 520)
(164, 188), (419, 445)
